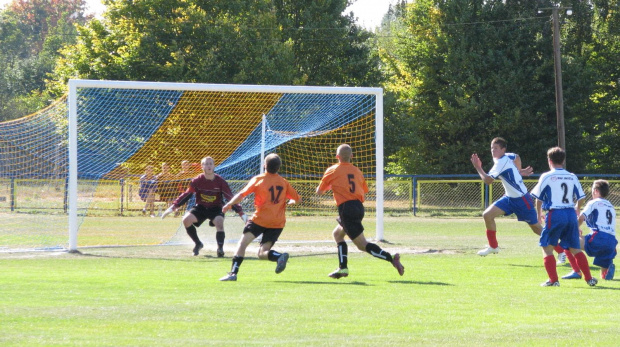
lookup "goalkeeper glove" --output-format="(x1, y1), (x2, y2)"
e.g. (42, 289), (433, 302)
(161, 206), (175, 219)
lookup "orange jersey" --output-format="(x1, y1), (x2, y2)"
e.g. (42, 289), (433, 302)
(239, 172), (300, 228)
(318, 162), (368, 206)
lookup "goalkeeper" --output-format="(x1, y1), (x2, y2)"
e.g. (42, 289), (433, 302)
(162, 156), (246, 257)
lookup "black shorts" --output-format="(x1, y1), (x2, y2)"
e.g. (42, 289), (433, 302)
(337, 200), (365, 240)
(243, 221), (283, 245)
(190, 205), (224, 227)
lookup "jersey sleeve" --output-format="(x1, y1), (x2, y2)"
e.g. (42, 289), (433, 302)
(220, 177), (243, 213)
(172, 180), (196, 207)
(317, 166), (335, 192)
(285, 180), (301, 201)
(239, 176), (259, 197)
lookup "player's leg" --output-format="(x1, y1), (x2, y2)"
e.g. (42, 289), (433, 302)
(146, 189), (156, 217)
(569, 247), (595, 285)
(327, 224), (350, 279)
(213, 214), (226, 258)
(478, 204), (505, 256)
(220, 228), (256, 281)
(258, 228), (288, 274)
(349, 233), (404, 276)
(541, 245), (560, 286)
(182, 212), (203, 256)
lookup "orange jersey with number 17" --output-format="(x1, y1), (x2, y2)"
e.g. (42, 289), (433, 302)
(318, 162), (369, 206)
(239, 172), (300, 229)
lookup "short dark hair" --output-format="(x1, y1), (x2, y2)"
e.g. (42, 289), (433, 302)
(547, 147), (565, 165)
(593, 179), (610, 198)
(265, 153), (281, 174)
(491, 137), (507, 149)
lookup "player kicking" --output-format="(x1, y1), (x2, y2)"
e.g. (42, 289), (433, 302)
(471, 137), (542, 256)
(219, 153), (301, 282)
(532, 147), (596, 287)
(561, 180), (617, 281)
(162, 156), (246, 257)
(317, 144), (404, 279)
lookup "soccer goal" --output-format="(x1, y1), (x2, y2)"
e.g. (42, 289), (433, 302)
(0, 79), (384, 251)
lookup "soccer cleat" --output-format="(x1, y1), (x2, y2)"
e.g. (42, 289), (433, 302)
(556, 252), (567, 266)
(477, 246), (500, 256)
(392, 253), (405, 276)
(605, 264), (615, 280)
(328, 268), (349, 279)
(275, 253), (289, 274)
(219, 272), (237, 281)
(540, 280), (560, 287)
(587, 278), (598, 287)
(193, 242), (204, 256)
(217, 248), (225, 258)
(561, 271), (582, 280)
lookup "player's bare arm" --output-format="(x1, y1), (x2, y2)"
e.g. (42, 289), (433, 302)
(222, 193), (244, 213)
(470, 153), (494, 185)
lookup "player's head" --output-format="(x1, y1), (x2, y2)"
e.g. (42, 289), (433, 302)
(546, 147), (565, 167)
(161, 162), (170, 173)
(201, 156), (215, 173)
(336, 144), (352, 163)
(592, 179), (610, 198)
(265, 153), (281, 174)
(490, 137), (507, 159)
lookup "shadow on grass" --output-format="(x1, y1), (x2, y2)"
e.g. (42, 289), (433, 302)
(275, 280), (371, 286)
(510, 263), (603, 272)
(577, 283), (620, 291)
(388, 280), (454, 286)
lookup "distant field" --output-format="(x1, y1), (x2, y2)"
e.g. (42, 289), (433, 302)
(1, 217), (618, 346)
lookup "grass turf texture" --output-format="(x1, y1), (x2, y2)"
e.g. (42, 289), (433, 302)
(1, 217), (619, 346)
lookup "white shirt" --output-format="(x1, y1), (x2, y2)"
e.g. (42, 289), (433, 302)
(581, 198), (616, 236)
(488, 153), (528, 198)
(531, 168), (586, 210)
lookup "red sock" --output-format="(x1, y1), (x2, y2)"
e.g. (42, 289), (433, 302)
(554, 245), (564, 254)
(565, 251), (580, 273)
(602, 268), (608, 279)
(486, 229), (498, 248)
(574, 252), (592, 281)
(544, 255), (559, 282)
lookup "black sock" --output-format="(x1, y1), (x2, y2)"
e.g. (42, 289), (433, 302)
(268, 250), (282, 262)
(337, 241), (348, 269)
(231, 256), (244, 274)
(365, 243), (393, 263)
(186, 225), (201, 245)
(216, 231), (225, 249)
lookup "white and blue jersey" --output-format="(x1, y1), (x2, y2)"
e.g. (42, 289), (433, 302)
(488, 153), (528, 198)
(581, 198), (616, 236)
(530, 168), (586, 211)
(532, 168), (586, 249)
(582, 198), (617, 268)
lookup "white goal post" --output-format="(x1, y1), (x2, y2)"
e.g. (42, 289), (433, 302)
(67, 79), (384, 251)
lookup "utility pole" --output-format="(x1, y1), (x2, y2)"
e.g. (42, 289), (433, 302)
(539, 7), (572, 150)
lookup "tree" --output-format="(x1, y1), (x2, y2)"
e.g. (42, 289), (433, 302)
(49, 0), (381, 94)
(0, 0), (91, 121)
(379, 0), (615, 174)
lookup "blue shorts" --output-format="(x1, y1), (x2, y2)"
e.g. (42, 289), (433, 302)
(493, 193), (538, 225)
(539, 208), (581, 249)
(584, 232), (618, 268)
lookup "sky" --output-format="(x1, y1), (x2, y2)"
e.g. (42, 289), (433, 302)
(0, 0), (399, 30)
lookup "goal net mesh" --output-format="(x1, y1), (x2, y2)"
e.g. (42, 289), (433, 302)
(0, 82), (379, 251)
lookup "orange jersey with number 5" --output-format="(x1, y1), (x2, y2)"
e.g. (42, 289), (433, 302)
(239, 172), (300, 228)
(318, 162), (368, 206)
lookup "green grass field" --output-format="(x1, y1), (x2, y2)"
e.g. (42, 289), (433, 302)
(1, 217), (619, 346)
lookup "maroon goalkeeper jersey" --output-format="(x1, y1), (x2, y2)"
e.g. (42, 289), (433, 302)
(172, 173), (241, 212)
